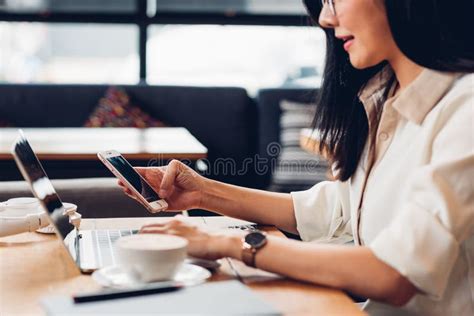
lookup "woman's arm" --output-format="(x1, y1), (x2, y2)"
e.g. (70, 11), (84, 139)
(130, 161), (345, 236)
(221, 234), (417, 306)
(130, 161), (298, 234)
(200, 178), (298, 234)
(141, 219), (417, 306)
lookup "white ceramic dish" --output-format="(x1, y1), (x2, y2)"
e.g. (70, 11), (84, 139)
(92, 263), (211, 289)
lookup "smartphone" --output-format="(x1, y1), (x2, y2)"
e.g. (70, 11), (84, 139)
(97, 150), (168, 213)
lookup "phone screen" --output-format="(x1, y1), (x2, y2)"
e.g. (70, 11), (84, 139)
(106, 155), (160, 203)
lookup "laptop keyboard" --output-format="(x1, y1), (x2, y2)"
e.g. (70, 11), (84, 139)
(91, 229), (139, 267)
(91, 224), (256, 268)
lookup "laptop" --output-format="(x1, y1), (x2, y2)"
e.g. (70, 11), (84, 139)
(11, 130), (256, 273)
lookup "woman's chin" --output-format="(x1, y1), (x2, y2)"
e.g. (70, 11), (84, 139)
(349, 54), (380, 70)
(349, 57), (370, 69)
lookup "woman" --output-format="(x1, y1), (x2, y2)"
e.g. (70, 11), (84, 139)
(121, 0), (473, 314)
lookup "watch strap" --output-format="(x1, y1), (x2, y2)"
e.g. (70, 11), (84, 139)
(241, 231), (267, 268)
(242, 244), (257, 267)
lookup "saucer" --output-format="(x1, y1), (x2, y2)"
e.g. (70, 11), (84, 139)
(36, 224), (55, 234)
(92, 263), (211, 289)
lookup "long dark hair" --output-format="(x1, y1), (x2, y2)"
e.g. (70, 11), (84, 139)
(303, 0), (474, 181)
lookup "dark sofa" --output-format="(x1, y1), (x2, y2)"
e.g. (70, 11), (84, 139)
(0, 84), (316, 217)
(0, 84), (258, 186)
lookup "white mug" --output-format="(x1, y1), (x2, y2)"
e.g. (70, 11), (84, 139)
(0, 197), (41, 214)
(0, 197), (78, 237)
(115, 234), (188, 282)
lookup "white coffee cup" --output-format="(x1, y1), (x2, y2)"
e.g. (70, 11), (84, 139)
(0, 198), (79, 236)
(0, 198), (48, 236)
(115, 234), (188, 282)
(0, 197), (41, 215)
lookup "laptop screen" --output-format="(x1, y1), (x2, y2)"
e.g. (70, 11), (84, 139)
(11, 131), (75, 240)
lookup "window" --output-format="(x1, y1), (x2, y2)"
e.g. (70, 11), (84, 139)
(0, 0), (324, 90)
(0, 22), (139, 83)
(147, 25), (324, 94)
(151, 0), (305, 15)
(0, 0), (137, 14)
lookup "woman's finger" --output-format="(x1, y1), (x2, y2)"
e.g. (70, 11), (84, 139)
(140, 228), (165, 234)
(140, 222), (167, 230)
(140, 219), (177, 231)
(135, 167), (165, 193)
(134, 166), (149, 176)
(140, 226), (180, 235)
(135, 167), (165, 179)
(120, 185), (135, 198)
(124, 191), (137, 200)
(118, 180), (135, 198)
(159, 160), (181, 197)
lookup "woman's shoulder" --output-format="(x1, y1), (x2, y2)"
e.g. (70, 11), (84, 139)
(428, 72), (472, 162)
(452, 72), (474, 93)
(430, 72), (473, 145)
(438, 72), (473, 115)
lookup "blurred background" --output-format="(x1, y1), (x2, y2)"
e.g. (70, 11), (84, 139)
(0, 0), (325, 95)
(0, 1), (329, 216)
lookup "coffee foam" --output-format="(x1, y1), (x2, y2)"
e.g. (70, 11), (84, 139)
(117, 234), (187, 251)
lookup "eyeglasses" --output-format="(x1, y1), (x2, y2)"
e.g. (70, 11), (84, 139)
(321, 0), (337, 16)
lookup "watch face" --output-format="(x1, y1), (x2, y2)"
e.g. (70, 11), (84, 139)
(245, 231), (267, 248)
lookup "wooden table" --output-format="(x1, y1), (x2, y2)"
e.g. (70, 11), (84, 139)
(0, 127), (208, 161)
(0, 217), (364, 315)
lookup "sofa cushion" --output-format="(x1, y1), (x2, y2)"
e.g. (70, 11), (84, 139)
(84, 87), (166, 128)
(268, 100), (328, 193)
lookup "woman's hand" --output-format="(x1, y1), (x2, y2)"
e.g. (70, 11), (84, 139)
(118, 160), (207, 211)
(139, 216), (243, 261)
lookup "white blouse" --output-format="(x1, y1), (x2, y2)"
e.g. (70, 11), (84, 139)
(291, 67), (474, 315)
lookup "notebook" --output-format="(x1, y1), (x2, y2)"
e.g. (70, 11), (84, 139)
(41, 280), (281, 315)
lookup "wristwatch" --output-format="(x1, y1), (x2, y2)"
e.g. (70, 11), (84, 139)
(241, 230), (267, 268)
